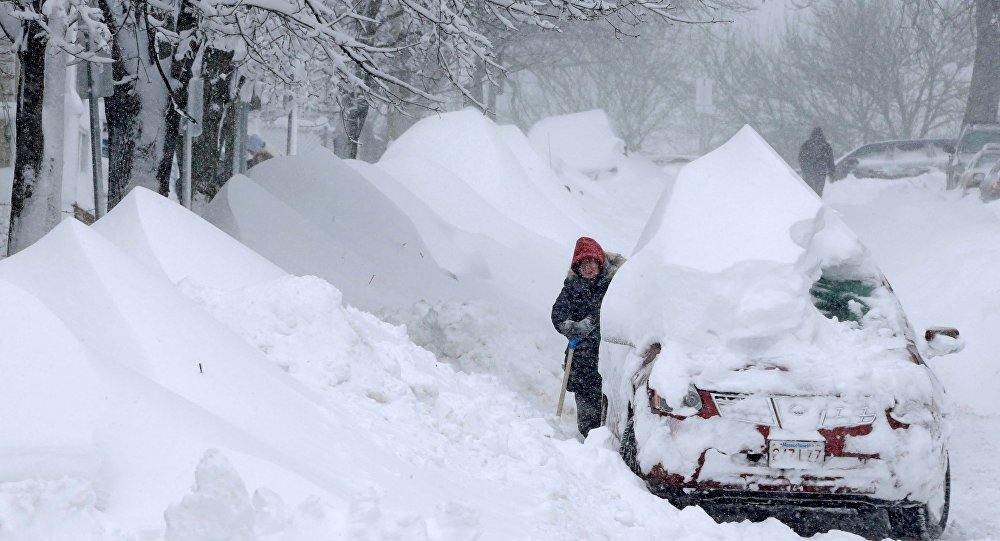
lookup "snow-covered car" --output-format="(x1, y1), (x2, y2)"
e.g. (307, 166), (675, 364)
(947, 123), (1000, 189)
(958, 143), (1000, 193)
(832, 139), (954, 181)
(601, 126), (963, 540)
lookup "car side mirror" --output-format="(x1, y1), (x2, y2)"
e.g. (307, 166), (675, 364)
(943, 144), (956, 155)
(925, 327), (964, 357)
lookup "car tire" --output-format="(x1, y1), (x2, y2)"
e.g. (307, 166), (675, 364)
(887, 457), (950, 540)
(619, 413), (642, 477)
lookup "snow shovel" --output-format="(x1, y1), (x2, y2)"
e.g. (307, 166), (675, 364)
(556, 338), (581, 417)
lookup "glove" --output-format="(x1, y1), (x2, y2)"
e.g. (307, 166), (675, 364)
(559, 317), (594, 340)
(574, 316), (595, 338)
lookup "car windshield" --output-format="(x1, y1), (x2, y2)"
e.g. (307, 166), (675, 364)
(959, 131), (1000, 153)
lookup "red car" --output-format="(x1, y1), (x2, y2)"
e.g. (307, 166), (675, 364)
(601, 273), (961, 539)
(599, 126), (965, 539)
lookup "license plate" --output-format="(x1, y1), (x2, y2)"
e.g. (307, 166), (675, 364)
(768, 440), (825, 469)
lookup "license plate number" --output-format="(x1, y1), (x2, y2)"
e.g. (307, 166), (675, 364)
(768, 440), (825, 469)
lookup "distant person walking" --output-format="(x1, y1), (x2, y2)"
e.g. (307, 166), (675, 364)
(798, 127), (836, 197)
(551, 237), (625, 438)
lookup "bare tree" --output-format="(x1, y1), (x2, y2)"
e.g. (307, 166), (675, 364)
(701, 0), (973, 160)
(3, 0), (76, 254)
(963, 0), (1000, 126)
(505, 22), (696, 153)
(3, 0), (752, 252)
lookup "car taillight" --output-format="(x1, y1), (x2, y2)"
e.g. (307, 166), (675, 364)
(650, 385), (703, 415)
(991, 181), (1000, 193)
(887, 400), (932, 428)
(651, 391), (672, 414)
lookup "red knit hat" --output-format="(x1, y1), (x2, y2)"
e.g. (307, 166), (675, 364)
(571, 237), (606, 272)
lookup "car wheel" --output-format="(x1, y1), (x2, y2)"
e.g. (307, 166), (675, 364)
(619, 412), (642, 477)
(887, 458), (950, 540)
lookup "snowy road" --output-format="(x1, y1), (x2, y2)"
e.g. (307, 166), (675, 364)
(827, 175), (1000, 541)
(946, 414), (1000, 540)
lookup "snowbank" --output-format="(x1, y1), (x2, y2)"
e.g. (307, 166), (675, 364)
(204, 151), (468, 314)
(528, 110), (626, 175)
(380, 108), (594, 246)
(605, 126), (877, 354)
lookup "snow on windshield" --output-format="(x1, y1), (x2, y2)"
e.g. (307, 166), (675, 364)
(602, 126), (929, 405)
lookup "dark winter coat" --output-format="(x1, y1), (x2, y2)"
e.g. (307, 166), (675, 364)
(798, 128), (836, 183)
(551, 252), (626, 393)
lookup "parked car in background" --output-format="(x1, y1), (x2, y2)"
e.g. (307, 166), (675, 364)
(978, 161), (1000, 202)
(959, 144), (1000, 193)
(947, 123), (1000, 189)
(832, 139), (955, 181)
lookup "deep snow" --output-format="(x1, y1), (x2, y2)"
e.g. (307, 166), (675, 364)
(0, 110), (997, 540)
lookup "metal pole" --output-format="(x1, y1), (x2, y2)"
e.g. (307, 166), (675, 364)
(86, 61), (105, 219)
(286, 98), (298, 156)
(182, 121), (192, 209)
(234, 102), (248, 174)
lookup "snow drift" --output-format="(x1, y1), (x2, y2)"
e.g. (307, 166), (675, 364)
(528, 110), (626, 176)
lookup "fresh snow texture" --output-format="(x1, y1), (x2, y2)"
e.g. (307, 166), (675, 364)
(5, 111), (993, 539)
(527, 109), (626, 174)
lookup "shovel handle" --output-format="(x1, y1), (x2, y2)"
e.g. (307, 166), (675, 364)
(556, 347), (575, 417)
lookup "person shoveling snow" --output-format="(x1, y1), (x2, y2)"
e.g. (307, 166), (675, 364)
(551, 236), (625, 437)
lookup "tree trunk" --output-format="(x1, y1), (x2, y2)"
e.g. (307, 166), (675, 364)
(337, 0), (383, 159)
(160, 0), (199, 201)
(341, 87), (371, 159)
(963, 0), (1000, 126)
(191, 48), (237, 201)
(101, 0), (172, 209)
(9, 19), (46, 255)
(9, 10), (66, 255)
(468, 58), (486, 112)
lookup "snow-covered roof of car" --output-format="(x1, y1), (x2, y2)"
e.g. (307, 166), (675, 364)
(602, 126), (930, 403)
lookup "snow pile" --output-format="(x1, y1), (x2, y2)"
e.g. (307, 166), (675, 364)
(203, 151), (467, 314)
(380, 108), (593, 247)
(606, 126), (878, 357)
(527, 110), (626, 176)
(93, 188), (286, 289)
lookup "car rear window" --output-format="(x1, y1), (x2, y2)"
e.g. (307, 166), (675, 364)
(810, 277), (874, 324)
